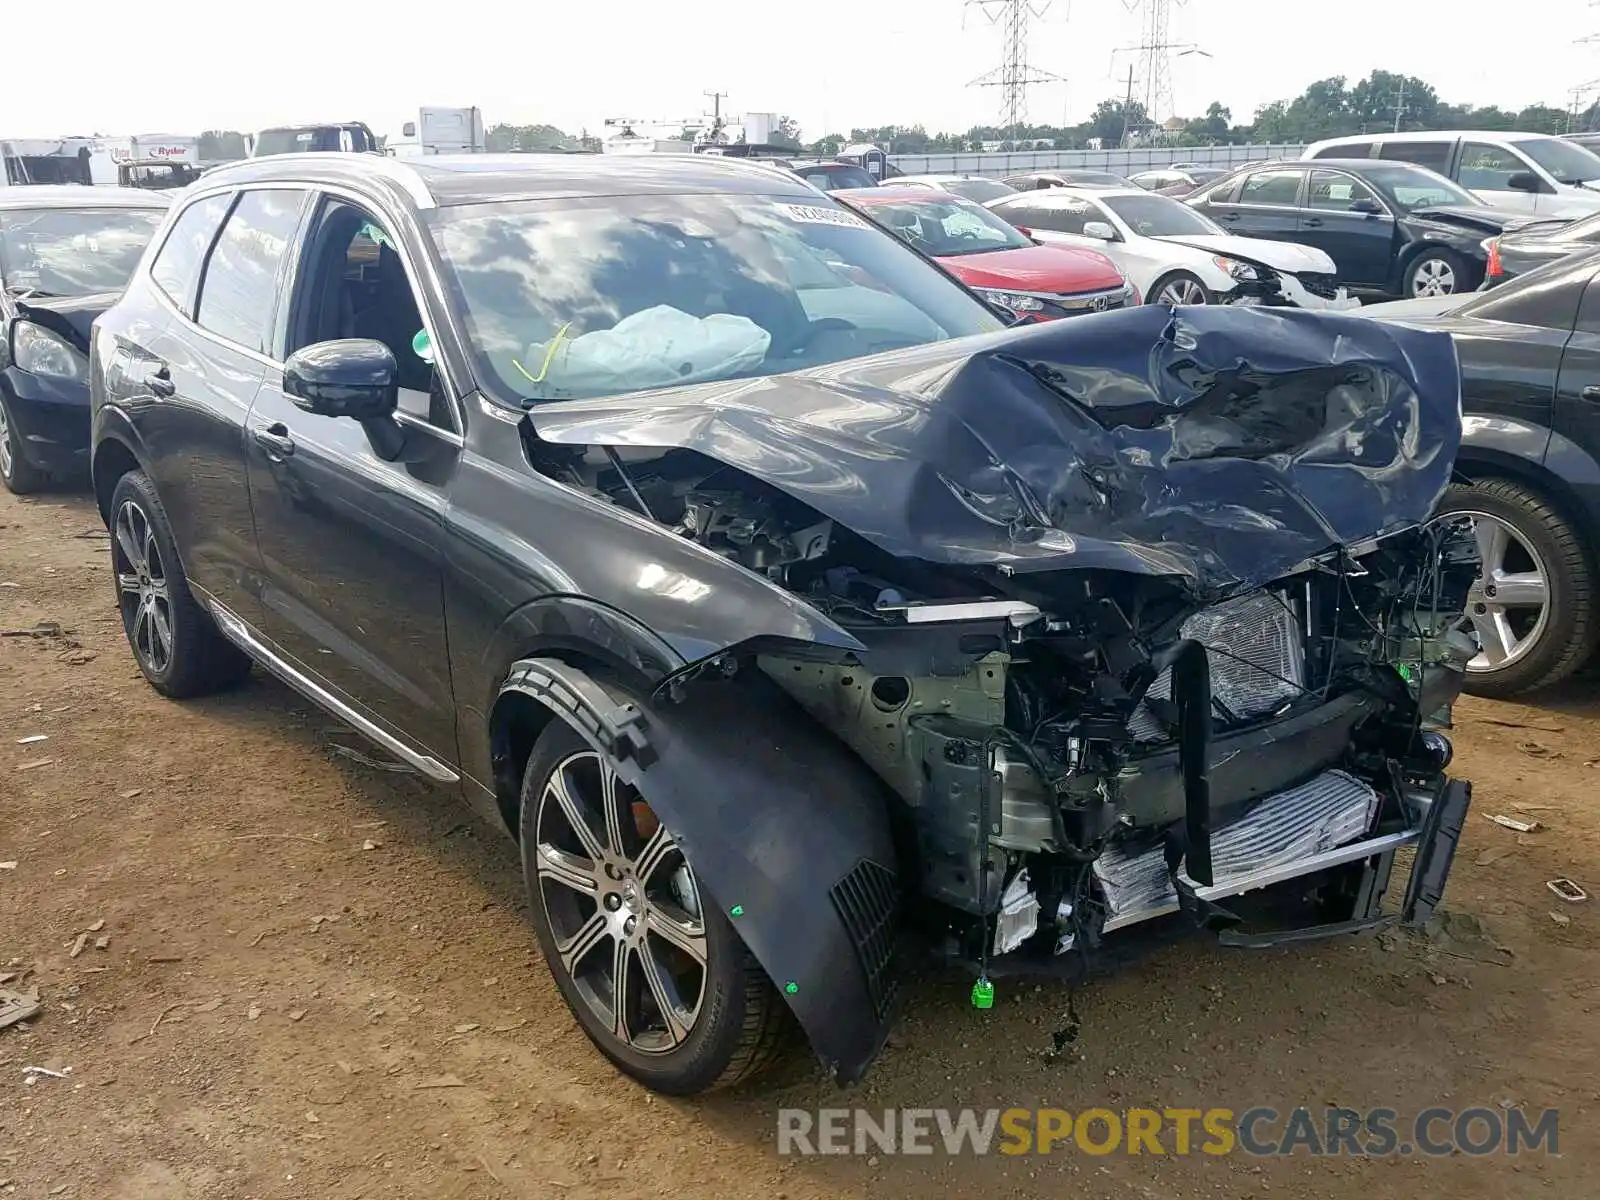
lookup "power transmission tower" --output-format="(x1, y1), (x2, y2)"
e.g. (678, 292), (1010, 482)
(965, 1), (1065, 145)
(1113, 0), (1207, 133)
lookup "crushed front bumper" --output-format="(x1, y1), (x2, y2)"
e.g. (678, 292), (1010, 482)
(0, 366), (90, 476)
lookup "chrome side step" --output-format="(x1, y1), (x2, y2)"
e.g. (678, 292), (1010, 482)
(207, 600), (459, 784)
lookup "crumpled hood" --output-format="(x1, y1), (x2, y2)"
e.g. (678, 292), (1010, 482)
(13, 291), (119, 352)
(526, 305), (1462, 596)
(1409, 204), (1533, 232)
(1151, 233), (1337, 275)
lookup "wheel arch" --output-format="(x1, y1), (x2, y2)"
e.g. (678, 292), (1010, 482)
(1453, 439), (1600, 562)
(1392, 240), (1476, 295)
(499, 655), (903, 1085)
(90, 417), (149, 526)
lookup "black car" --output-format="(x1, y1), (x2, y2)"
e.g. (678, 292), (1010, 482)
(1483, 211), (1600, 287)
(1187, 159), (1531, 299)
(0, 186), (168, 493)
(1363, 249), (1600, 694)
(785, 159), (880, 191)
(90, 152), (1474, 1095)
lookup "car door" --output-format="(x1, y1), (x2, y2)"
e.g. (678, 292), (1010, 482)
(126, 188), (307, 619)
(1206, 167), (1305, 240)
(1300, 169), (1395, 287)
(1457, 140), (1547, 214)
(243, 191), (462, 766)
(1551, 269), (1600, 478)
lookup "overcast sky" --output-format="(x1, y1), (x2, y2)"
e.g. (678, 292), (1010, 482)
(10, 0), (1600, 141)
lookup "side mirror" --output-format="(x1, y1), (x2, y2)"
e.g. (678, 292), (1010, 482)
(1011, 223), (1034, 237)
(1349, 197), (1383, 215)
(283, 339), (398, 421)
(1507, 171), (1542, 193)
(1082, 221), (1117, 241)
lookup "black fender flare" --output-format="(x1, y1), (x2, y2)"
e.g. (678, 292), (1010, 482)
(500, 656), (902, 1085)
(89, 405), (154, 523)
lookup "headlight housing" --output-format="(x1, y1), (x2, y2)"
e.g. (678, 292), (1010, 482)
(974, 287), (1046, 314)
(1213, 256), (1258, 282)
(11, 322), (87, 381)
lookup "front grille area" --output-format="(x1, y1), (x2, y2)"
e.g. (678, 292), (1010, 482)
(1298, 273), (1341, 300)
(830, 859), (901, 1021)
(1129, 591), (1305, 742)
(1094, 768), (1381, 929)
(1057, 287), (1128, 313)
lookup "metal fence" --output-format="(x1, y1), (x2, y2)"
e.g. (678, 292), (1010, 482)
(887, 143), (1308, 178)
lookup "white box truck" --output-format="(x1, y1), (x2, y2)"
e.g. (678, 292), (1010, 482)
(387, 107), (486, 158)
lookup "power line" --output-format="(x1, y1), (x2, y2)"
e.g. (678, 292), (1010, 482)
(1111, 0), (1208, 132)
(965, 1), (1066, 142)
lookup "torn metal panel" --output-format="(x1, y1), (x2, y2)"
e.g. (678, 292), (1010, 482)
(527, 305), (1462, 596)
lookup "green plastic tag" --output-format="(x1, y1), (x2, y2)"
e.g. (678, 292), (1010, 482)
(412, 328), (433, 364)
(971, 978), (994, 1009)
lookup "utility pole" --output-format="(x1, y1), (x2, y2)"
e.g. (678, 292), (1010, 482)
(1112, 0), (1208, 136)
(965, 1), (1065, 147)
(1391, 78), (1408, 133)
(1121, 64), (1135, 147)
(703, 91), (728, 143)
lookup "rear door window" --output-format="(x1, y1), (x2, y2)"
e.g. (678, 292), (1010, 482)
(1238, 169), (1304, 206)
(194, 189), (308, 355)
(1378, 140), (1453, 174)
(1026, 200), (1094, 235)
(150, 193), (231, 317)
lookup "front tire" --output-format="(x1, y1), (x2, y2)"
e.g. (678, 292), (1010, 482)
(1436, 478), (1599, 697)
(0, 396), (49, 495)
(1405, 249), (1466, 298)
(1148, 271), (1210, 306)
(519, 718), (790, 1094)
(108, 471), (251, 698)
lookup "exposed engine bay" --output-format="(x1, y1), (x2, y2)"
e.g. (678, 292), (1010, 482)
(520, 306), (1476, 972)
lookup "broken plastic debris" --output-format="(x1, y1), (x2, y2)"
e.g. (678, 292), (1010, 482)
(16, 735), (47, 745)
(1547, 878), (1588, 903)
(0, 988), (42, 1030)
(1484, 814), (1539, 833)
(0, 862), (17, 870)
(1549, 911), (1572, 927)
(22, 1065), (71, 1079)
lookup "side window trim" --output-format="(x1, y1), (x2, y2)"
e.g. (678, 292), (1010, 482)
(147, 192), (232, 319)
(192, 186), (313, 362)
(1236, 169), (1306, 208)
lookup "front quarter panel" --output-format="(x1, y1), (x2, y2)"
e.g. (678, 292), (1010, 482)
(445, 413), (865, 793)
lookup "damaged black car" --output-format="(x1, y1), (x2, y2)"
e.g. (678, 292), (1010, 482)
(1, 186), (168, 492)
(90, 154), (1476, 1096)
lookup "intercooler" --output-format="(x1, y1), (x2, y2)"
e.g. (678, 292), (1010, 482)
(1128, 591), (1305, 742)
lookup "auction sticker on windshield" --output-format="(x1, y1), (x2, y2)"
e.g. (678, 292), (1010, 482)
(781, 204), (870, 230)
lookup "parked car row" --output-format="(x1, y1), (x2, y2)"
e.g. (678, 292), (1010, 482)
(78, 150), (1476, 1099)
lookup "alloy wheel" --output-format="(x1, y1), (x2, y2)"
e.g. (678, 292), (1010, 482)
(0, 401), (13, 480)
(533, 749), (709, 1054)
(1412, 257), (1457, 297)
(112, 499), (175, 676)
(1157, 277), (1208, 305)
(1457, 511), (1551, 672)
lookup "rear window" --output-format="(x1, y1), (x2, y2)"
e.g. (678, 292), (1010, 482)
(944, 178), (1014, 204)
(1313, 141), (1375, 160)
(1378, 140), (1453, 174)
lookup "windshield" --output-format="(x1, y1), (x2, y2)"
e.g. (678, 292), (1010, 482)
(1361, 164), (1480, 210)
(858, 195), (1032, 257)
(254, 125), (373, 156)
(792, 164), (878, 191)
(1100, 193), (1224, 236)
(1519, 137), (1600, 185)
(944, 178), (1014, 203)
(428, 192), (1004, 404)
(0, 207), (165, 296)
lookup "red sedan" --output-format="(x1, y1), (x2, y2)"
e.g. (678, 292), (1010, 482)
(836, 186), (1136, 321)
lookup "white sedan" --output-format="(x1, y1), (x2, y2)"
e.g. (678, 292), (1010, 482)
(985, 187), (1359, 310)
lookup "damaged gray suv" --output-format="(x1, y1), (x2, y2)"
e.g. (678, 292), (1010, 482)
(89, 153), (1477, 1095)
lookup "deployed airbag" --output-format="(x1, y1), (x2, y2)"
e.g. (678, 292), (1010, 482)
(526, 305), (1462, 595)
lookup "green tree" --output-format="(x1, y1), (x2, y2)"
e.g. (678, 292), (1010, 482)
(1183, 101), (1232, 143)
(809, 133), (846, 156)
(1085, 98), (1148, 148)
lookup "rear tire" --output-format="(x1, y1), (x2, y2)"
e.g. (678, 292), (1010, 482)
(0, 396), (49, 495)
(519, 717), (790, 1094)
(1437, 478), (1599, 697)
(108, 470), (252, 698)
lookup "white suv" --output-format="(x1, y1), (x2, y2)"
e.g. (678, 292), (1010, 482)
(1302, 131), (1600, 217)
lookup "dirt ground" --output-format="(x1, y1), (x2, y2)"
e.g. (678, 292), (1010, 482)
(2, 486), (1597, 1200)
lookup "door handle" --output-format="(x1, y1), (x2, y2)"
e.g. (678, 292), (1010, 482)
(146, 364), (175, 398)
(1303, 217), (1324, 227)
(252, 422), (296, 458)
(1220, 212), (1240, 220)
(1582, 386), (1600, 403)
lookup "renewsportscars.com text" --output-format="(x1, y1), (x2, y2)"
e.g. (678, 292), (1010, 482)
(777, 1106), (1559, 1158)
